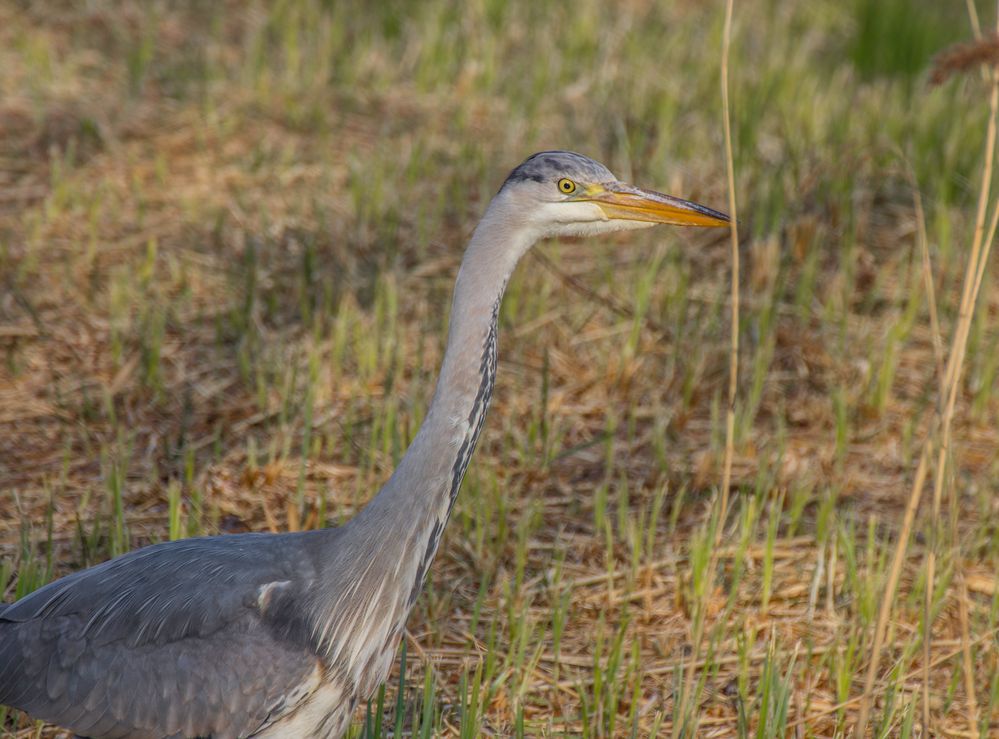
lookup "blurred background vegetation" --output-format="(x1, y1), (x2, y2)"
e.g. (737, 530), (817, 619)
(1, 0), (997, 736)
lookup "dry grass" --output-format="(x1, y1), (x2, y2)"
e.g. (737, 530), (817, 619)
(1, 1), (998, 737)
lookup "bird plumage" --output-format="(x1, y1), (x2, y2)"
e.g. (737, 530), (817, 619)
(0, 151), (727, 738)
(0, 533), (329, 737)
(502, 150), (615, 187)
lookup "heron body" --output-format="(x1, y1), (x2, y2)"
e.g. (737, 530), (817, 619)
(0, 151), (727, 738)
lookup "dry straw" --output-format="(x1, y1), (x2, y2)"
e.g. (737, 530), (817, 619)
(676, 0), (741, 730)
(855, 12), (999, 738)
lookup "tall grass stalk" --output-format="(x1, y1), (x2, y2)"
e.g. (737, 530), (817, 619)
(921, 44), (999, 739)
(855, 7), (999, 735)
(677, 0), (741, 728)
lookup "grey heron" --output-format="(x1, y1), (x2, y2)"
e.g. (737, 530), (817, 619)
(0, 151), (727, 738)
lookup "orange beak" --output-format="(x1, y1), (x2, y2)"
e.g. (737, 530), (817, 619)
(585, 182), (729, 227)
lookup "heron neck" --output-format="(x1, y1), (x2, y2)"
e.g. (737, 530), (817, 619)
(305, 205), (534, 680)
(351, 201), (535, 557)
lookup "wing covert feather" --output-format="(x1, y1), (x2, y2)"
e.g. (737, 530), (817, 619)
(0, 530), (337, 737)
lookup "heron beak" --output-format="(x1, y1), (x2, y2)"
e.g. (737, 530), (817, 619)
(586, 183), (729, 227)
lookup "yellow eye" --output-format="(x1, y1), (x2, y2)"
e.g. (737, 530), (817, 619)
(557, 178), (576, 194)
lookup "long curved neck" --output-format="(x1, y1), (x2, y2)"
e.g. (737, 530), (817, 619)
(346, 196), (537, 575)
(305, 200), (538, 680)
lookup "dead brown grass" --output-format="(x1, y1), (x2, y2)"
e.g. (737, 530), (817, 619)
(1, 2), (998, 737)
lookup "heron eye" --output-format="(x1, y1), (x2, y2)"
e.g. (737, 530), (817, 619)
(557, 178), (576, 194)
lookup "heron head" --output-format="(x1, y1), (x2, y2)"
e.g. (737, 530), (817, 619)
(499, 150), (728, 239)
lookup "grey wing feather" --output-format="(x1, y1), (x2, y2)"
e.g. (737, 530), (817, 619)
(0, 530), (334, 738)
